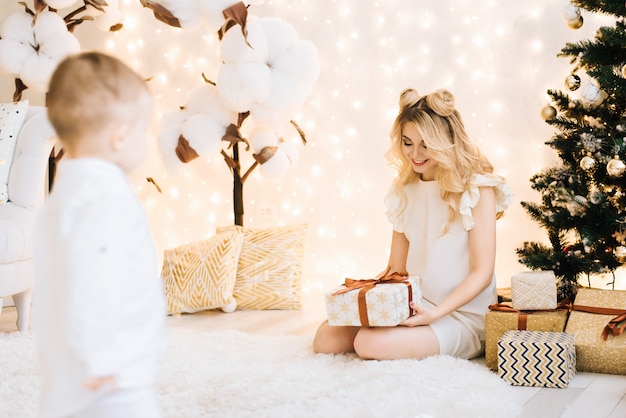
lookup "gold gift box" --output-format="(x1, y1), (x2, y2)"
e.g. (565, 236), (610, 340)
(485, 305), (569, 371)
(565, 288), (626, 375)
(325, 276), (421, 327)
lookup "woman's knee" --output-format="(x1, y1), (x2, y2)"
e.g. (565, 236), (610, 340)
(353, 328), (382, 359)
(313, 321), (358, 354)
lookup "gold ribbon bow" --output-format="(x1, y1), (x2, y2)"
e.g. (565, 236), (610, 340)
(333, 272), (413, 327)
(488, 299), (572, 331)
(571, 304), (626, 341)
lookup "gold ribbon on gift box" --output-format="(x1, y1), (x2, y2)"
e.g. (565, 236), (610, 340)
(571, 304), (626, 340)
(488, 299), (572, 331)
(333, 272), (414, 327)
(489, 300), (626, 340)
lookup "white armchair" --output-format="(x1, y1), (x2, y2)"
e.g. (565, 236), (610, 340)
(0, 106), (55, 331)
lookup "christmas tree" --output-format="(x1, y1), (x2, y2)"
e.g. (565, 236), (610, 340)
(516, 1), (626, 301)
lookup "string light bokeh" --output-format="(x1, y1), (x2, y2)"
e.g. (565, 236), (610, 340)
(1, 0), (622, 292)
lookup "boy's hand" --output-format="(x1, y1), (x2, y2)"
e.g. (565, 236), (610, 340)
(83, 375), (117, 392)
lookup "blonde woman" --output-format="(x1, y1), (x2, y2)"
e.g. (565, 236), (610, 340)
(313, 88), (513, 360)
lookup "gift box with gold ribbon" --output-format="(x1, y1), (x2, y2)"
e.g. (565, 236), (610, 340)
(564, 288), (626, 375)
(324, 274), (422, 327)
(485, 302), (569, 370)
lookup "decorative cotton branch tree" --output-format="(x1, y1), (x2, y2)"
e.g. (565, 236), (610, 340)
(141, 0), (319, 226)
(516, 1), (626, 301)
(0, 0), (125, 101)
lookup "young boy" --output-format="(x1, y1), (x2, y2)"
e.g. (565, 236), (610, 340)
(33, 51), (168, 418)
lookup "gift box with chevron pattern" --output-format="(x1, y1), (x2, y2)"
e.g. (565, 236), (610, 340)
(497, 330), (576, 388)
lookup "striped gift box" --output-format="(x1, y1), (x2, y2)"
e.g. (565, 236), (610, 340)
(497, 330), (576, 388)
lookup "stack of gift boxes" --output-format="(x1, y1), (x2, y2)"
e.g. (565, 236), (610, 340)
(323, 270), (626, 389)
(488, 270), (626, 388)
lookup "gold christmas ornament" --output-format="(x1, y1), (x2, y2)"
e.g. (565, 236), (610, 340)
(567, 16), (583, 29)
(565, 74), (581, 91)
(540, 105), (557, 120)
(607, 156), (626, 177)
(580, 154), (596, 171)
(622, 64), (626, 78)
(614, 245), (626, 263)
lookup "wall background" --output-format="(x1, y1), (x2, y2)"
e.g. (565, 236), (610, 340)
(2, 0), (623, 292)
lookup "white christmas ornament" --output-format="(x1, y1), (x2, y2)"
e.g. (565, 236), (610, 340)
(0, 11), (81, 92)
(580, 83), (605, 107)
(561, 3), (581, 23)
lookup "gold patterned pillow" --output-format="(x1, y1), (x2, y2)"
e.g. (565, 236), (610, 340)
(161, 230), (244, 314)
(216, 224), (307, 310)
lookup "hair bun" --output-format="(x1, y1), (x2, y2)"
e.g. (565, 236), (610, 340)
(399, 88), (420, 110)
(425, 89), (455, 117)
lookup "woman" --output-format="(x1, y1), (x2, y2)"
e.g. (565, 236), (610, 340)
(313, 88), (513, 360)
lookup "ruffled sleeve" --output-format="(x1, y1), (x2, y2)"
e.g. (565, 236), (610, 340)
(383, 186), (405, 233)
(459, 173), (513, 231)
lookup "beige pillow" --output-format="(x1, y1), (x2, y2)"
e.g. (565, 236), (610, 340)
(161, 230), (244, 314)
(216, 224), (307, 310)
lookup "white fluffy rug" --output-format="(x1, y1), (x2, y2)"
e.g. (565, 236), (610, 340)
(1, 328), (522, 418)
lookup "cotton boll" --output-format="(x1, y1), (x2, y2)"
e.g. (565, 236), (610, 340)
(272, 41), (319, 92)
(39, 30), (82, 60)
(198, 0), (247, 32)
(45, 0), (79, 8)
(0, 38), (34, 76)
(92, 7), (124, 32)
(0, 12), (35, 45)
(186, 84), (237, 127)
(161, 108), (191, 130)
(216, 62), (271, 112)
(150, 0), (202, 28)
(259, 148), (291, 178)
(250, 72), (303, 125)
(20, 53), (55, 92)
(260, 17), (298, 62)
(181, 114), (225, 156)
(249, 126), (278, 153)
(157, 125), (186, 174)
(220, 16), (268, 63)
(33, 10), (72, 42)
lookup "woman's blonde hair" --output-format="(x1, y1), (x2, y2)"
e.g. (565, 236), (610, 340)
(385, 88), (500, 230)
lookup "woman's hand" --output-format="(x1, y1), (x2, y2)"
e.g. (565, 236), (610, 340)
(399, 301), (439, 327)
